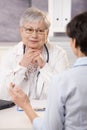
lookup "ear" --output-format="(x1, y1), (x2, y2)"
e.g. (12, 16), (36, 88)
(44, 29), (49, 43)
(45, 29), (49, 36)
(71, 38), (76, 48)
(47, 29), (49, 35)
(74, 38), (78, 48)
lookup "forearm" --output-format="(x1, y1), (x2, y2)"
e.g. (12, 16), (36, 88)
(24, 103), (38, 123)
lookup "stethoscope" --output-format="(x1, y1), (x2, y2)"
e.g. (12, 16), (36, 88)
(23, 44), (49, 64)
(23, 44), (49, 99)
(36, 44), (49, 77)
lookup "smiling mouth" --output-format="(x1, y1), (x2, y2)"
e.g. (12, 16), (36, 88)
(30, 40), (39, 43)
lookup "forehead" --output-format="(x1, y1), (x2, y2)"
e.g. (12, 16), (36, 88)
(23, 20), (46, 28)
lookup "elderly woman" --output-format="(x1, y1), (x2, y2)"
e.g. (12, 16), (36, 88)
(0, 8), (69, 103)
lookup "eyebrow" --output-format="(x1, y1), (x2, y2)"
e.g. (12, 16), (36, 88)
(24, 26), (46, 30)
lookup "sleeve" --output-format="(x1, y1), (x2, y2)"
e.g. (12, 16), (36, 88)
(32, 75), (65, 130)
(0, 49), (28, 99)
(43, 75), (64, 130)
(33, 117), (45, 130)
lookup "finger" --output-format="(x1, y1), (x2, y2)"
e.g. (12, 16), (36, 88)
(9, 87), (17, 100)
(33, 54), (44, 62)
(9, 83), (15, 94)
(27, 48), (41, 52)
(15, 87), (25, 96)
(10, 82), (15, 88)
(32, 52), (41, 62)
(9, 83), (19, 97)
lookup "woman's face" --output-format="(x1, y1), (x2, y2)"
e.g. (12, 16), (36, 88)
(20, 20), (49, 49)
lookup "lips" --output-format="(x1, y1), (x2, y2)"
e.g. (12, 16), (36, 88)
(30, 41), (38, 44)
(29, 39), (39, 43)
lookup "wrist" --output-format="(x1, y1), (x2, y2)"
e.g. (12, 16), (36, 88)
(40, 61), (46, 68)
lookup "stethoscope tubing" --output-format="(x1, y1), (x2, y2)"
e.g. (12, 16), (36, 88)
(23, 44), (49, 99)
(23, 44), (49, 62)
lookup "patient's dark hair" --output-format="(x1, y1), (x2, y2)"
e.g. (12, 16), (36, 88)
(66, 12), (87, 55)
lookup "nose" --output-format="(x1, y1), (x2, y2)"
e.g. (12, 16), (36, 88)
(31, 30), (38, 37)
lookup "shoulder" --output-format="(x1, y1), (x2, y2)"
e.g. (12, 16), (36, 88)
(1, 41), (23, 59)
(52, 68), (75, 87)
(12, 41), (23, 51)
(48, 68), (77, 106)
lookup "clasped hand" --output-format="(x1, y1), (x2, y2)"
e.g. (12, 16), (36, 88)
(20, 48), (46, 68)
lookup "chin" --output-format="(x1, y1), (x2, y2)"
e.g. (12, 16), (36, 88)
(28, 45), (38, 49)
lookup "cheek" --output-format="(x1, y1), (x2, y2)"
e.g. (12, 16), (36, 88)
(22, 33), (29, 41)
(21, 35), (29, 45)
(39, 38), (46, 44)
(42, 35), (48, 42)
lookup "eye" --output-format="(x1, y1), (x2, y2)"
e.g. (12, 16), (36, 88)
(38, 29), (45, 33)
(27, 28), (33, 32)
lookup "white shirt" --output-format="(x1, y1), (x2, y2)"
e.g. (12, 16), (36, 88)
(0, 41), (69, 101)
(33, 57), (87, 130)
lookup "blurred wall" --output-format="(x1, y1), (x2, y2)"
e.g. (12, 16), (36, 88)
(0, 0), (30, 42)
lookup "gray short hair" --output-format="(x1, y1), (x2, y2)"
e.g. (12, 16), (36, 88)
(20, 7), (51, 29)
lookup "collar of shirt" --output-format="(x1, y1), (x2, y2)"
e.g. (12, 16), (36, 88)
(73, 57), (87, 67)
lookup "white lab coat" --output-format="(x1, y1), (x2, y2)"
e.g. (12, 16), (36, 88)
(0, 41), (69, 101)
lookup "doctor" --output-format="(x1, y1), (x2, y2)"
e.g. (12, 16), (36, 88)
(10, 11), (87, 130)
(0, 7), (69, 102)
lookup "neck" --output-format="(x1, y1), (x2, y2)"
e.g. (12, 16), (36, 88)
(77, 51), (85, 57)
(76, 47), (85, 57)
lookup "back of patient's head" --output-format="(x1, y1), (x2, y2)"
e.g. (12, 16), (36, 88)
(66, 12), (87, 55)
